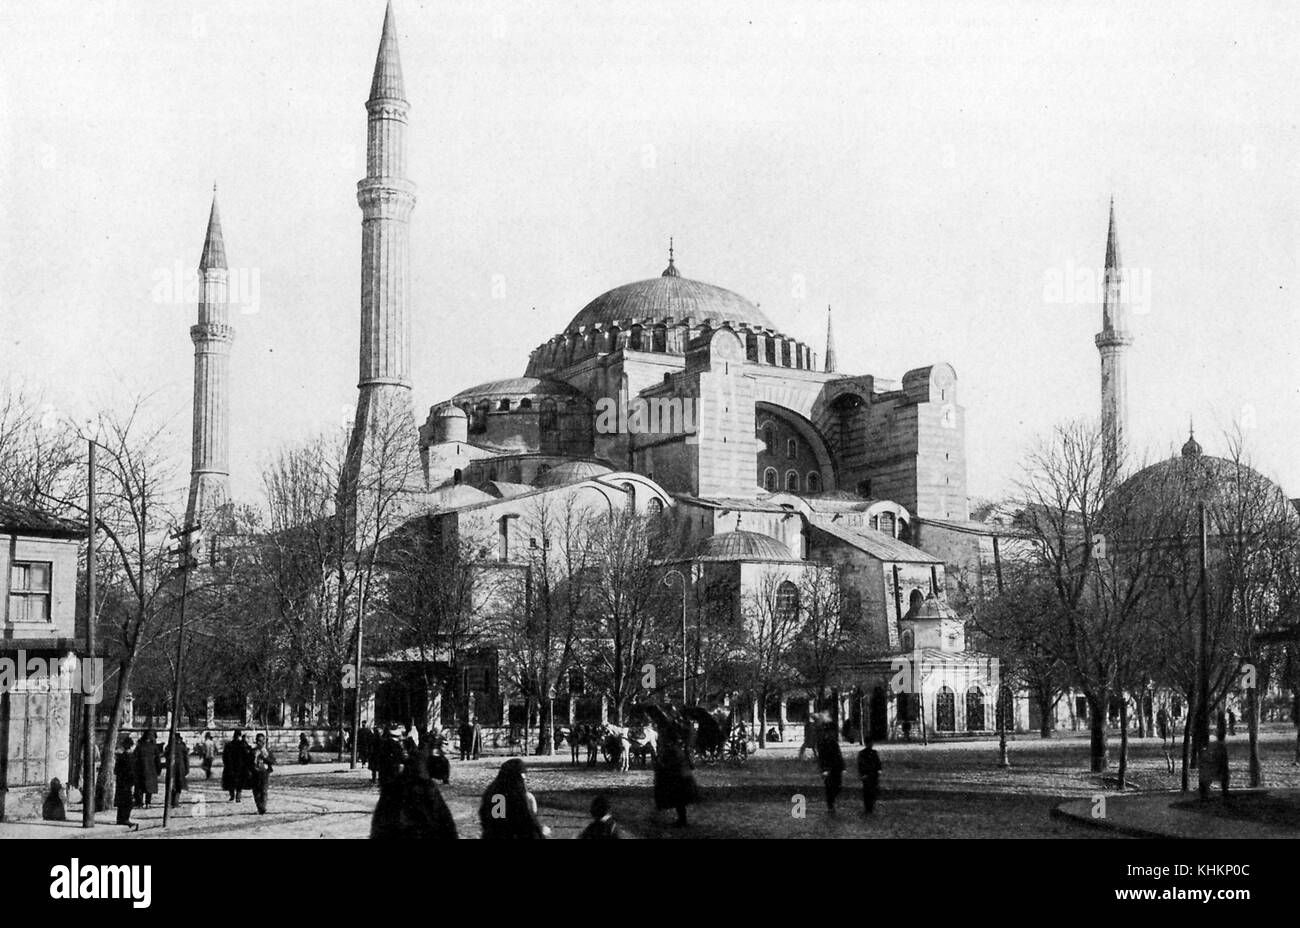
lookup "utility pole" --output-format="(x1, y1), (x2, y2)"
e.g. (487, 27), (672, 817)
(82, 440), (98, 828)
(1197, 502), (1211, 789)
(162, 522), (201, 827)
(663, 570), (688, 705)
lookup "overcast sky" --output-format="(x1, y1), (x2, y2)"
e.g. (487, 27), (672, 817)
(2, 0), (1297, 506)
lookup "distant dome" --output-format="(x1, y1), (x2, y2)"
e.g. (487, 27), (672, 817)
(436, 405), (467, 419)
(536, 460), (613, 487)
(453, 377), (582, 403)
(698, 530), (792, 561)
(902, 592), (958, 623)
(426, 484), (493, 511)
(564, 275), (774, 334)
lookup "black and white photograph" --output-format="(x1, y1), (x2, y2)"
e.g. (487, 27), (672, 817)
(0, 0), (1295, 909)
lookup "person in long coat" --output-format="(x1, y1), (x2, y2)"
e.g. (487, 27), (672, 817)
(222, 730), (250, 802)
(133, 729), (160, 808)
(200, 733), (217, 779)
(370, 740), (458, 839)
(652, 718), (699, 827)
(114, 735), (137, 828)
(42, 778), (68, 821)
(251, 733), (275, 814)
(478, 758), (548, 838)
(358, 722), (373, 767)
(164, 734), (189, 808)
(816, 723), (845, 813)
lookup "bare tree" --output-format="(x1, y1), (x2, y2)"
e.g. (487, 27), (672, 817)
(741, 568), (805, 749)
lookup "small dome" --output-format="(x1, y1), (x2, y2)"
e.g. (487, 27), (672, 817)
(1181, 427), (1202, 458)
(452, 377), (582, 403)
(436, 405), (467, 419)
(698, 530), (792, 561)
(902, 592), (958, 623)
(536, 460), (613, 487)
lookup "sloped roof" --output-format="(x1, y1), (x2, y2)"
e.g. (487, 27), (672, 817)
(809, 516), (941, 564)
(0, 502), (85, 538)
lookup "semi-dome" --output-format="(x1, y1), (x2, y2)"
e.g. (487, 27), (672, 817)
(697, 530), (793, 561)
(536, 460), (613, 487)
(564, 274), (775, 334)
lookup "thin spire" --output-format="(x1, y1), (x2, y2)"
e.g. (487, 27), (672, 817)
(199, 192), (227, 270)
(369, 0), (406, 102)
(1104, 196), (1120, 272)
(661, 236), (679, 277)
(824, 304), (837, 373)
(1182, 416), (1202, 458)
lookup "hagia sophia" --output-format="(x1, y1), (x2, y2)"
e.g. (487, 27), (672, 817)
(179, 2), (1292, 741)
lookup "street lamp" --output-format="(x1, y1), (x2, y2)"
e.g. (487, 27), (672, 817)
(663, 569), (688, 705)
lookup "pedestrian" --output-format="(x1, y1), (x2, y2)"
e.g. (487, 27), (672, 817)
(816, 720), (845, 813)
(457, 719), (474, 762)
(376, 727), (406, 788)
(251, 732), (276, 814)
(1199, 714), (1230, 801)
(370, 740), (458, 839)
(222, 730), (250, 802)
(200, 732), (216, 779)
(164, 734), (189, 808)
(427, 735), (450, 784)
(1228, 709), (1237, 737)
(114, 735), (138, 829)
(652, 720), (699, 827)
(471, 719), (483, 760)
(133, 729), (160, 808)
(479, 757), (549, 838)
(358, 721), (373, 767)
(798, 716), (818, 762)
(298, 733), (311, 765)
(578, 793), (623, 839)
(857, 738), (882, 815)
(42, 778), (68, 821)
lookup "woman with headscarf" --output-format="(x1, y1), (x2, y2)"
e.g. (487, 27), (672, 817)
(133, 729), (160, 808)
(222, 730), (249, 802)
(478, 758), (548, 838)
(42, 778), (68, 821)
(371, 739), (458, 839)
(114, 735), (138, 828)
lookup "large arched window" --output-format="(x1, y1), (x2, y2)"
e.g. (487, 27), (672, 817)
(776, 580), (800, 622)
(762, 424), (775, 454)
(539, 398), (558, 432)
(966, 687), (986, 732)
(785, 470), (800, 492)
(647, 497), (664, 516)
(909, 589), (924, 613)
(806, 471), (821, 494)
(900, 629), (915, 651)
(763, 468), (778, 492)
(787, 437), (798, 459)
(936, 687), (956, 732)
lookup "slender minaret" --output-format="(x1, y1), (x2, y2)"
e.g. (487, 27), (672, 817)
(344, 1), (420, 511)
(186, 189), (234, 527)
(824, 305), (837, 373)
(1095, 198), (1133, 482)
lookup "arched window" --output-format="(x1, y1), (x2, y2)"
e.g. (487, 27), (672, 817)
(472, 401), (490, 432)
(762, 424), (775, 454)
(498, 516), (510, 562)
(936, 687), (956, 732)
(909, 588), (924, 613)
(507, 465), (522, 483)
(540, 399), (558, 431)
(879, 512), (896, 537)
(787, 438), (798, 459)
(763, 468), (778, 492)
(785, 470), (800, 492)
(900, 629), (915, 651)
(966, 687), (986, 732)
(498, 399), (511, 411)
(519, 398), (533, 410)
(621, 482), (635, 510)
(652, 326), (667, 352)
(806, 471), (821, 494)
(452, 468), (462, 486)
(647, 497), (664, 516)
(776, 580), (800, 621)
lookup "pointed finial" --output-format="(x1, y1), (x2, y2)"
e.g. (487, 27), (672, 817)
(1181, 416), (1202, 458)
(369, 0), (406, 102)
(824, 304), (838, 373)
(199, 192), (227, 271)
(736, 513), (743, 531)
(662, 237), (680, 277)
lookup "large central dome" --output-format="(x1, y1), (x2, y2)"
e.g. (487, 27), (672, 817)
(564, 274), (775, 334)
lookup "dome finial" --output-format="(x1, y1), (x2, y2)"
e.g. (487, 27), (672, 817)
(662, 237), (680, 277)
(1181, 416), (1202, 457)
(736, 512), (742, 531)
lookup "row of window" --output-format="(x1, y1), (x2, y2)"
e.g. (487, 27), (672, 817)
(760, 426), (801, 459)
(8, 561), (52, 623)
(762, 468), (821, 493)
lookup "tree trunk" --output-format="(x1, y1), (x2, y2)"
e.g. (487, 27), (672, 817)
(1180, 710), (1192, 792)
(1087, 692), (1108, 773)
(1117, 696), (1129, 790)
(1247, 684), (1261, 787)
(536, 697), (554, 755)
(757, 690), (768, 750)
(1038, 693), (1054, 739)
(95, 656), (138, 811)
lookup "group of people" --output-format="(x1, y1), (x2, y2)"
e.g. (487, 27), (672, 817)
(111, 729), (192, 828)
(220, 729), (276, 814)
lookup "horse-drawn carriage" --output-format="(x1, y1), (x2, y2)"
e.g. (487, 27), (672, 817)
(683, 706), (753, 765)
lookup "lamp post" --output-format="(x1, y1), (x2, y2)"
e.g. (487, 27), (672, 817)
(82, 440), (98, 828)
(663, 569), (688, 705)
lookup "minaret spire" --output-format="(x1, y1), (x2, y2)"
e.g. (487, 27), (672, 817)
(661, 236), (679, 277)
(187, 190), (235, 526)
(343, 1), (422, 527)
(1095, 196), (1134, 482)
(824, 305), (837, 373)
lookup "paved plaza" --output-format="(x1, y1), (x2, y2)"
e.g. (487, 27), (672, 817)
(6, 729), (1298, 840)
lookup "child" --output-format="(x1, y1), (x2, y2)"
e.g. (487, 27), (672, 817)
(857, 739), (882, 815)
(578, 794), (623, 839)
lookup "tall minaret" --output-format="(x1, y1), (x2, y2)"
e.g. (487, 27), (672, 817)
(824, 305), (837, 373)
(1095, 198), (1133, 481)
(186, 190), (234, 527)
(344, 1), (420, 508)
